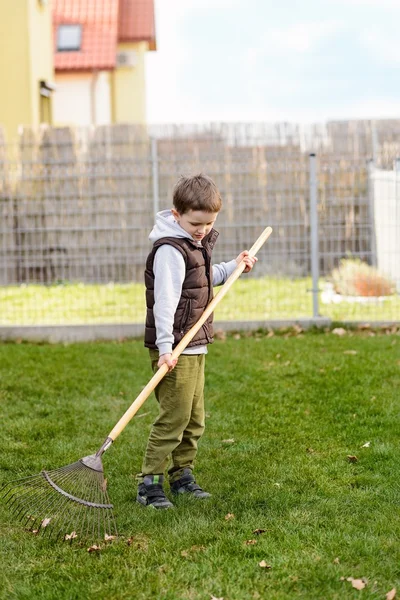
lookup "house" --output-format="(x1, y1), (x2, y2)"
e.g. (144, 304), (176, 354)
(0, 0), (54, 144)
(53, 0), (156, 127)
(0, 0), (156, 143)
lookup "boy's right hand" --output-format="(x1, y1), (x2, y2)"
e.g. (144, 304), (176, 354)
(158, 353), (177, 371)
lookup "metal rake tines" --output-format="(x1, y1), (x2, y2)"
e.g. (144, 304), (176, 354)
(1, 459), (118, 542)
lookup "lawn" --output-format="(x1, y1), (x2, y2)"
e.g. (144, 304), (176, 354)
(0, 330), (400, 599)
(0, 278), (399, 326)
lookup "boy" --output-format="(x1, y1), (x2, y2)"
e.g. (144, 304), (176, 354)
(137, 173), (257, 509)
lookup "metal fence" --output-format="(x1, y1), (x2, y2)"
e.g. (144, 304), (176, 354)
(0, 120), (399, 340)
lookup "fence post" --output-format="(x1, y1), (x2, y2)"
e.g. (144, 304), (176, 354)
(309, 153), (319, 318)
(367, 159), (377, 267)
(151, 137), (160, 219)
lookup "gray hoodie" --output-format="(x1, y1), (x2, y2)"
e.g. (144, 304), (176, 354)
(149, 210), (237, 356)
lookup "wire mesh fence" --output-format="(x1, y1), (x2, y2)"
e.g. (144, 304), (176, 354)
(0, 120), (399, 334)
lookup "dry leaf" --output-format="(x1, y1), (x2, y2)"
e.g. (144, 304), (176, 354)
(31, 529), (39, 535)
(344, 350), (358, 355)
(222, 439), (235, 444)
(244, 539), (257, 546)
(101, 478), (108, 492)
(87, 545), (101, 553)
(191, 545), (206, 552)
(347, 455), (358, 463)
(333, 557), (340, 564)
(41, 518), (51, 528)
(253, 528), (267, 535)
(266, 330), (274, 338)
(180, 550), (189, 558)
(104, 533), (117, 541)
(347, 577), (366, 590)
(233, 334), (241, 340)
(386, 588), (396, 600)
(332, 327), (346, 336)
(306, 447), (315, 454)
(225, 513), (235, 521)
(210, 596), (224, 600)
(64, 531), (77, 541)
(258, 560), (272, 569)
(361, 441), (371, 448)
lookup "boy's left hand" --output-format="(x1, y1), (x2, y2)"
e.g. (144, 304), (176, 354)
(236, 251), (258, 273)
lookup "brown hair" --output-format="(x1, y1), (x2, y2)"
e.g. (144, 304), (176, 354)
(173, 173), (222, 214)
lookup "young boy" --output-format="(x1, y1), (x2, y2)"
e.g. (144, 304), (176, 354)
(137, 173), (257, 509)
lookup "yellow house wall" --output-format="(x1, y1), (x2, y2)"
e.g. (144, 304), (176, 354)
(28, 0), (54, 128)
(0, 0), (54, 144)
(112, 41), (148, 124)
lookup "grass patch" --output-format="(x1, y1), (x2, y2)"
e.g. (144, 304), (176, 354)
(0, 332), (400, 599)
(0, 278), (399, 325)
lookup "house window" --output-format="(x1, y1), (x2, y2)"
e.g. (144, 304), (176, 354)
(57, 24), (82, 52)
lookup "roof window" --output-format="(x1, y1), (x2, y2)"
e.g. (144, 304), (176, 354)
(57, 24), (82, 52)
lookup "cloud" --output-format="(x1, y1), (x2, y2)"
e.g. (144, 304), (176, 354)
(360, 28), (400, 65)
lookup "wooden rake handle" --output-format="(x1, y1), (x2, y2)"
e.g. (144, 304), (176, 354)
(107, 226), (273, 442)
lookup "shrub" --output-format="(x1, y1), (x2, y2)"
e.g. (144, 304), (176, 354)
(331, 258), (395, 297)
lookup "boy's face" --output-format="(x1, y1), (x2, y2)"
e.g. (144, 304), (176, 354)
(172, 209), (218, 242)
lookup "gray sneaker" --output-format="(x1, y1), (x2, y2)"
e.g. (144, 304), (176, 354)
(136, 475), (174, 509)
(170, 469), (211, 499)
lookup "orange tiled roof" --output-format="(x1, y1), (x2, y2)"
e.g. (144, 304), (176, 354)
(53, 0), (119, 71)
(118, 0), (156, 49)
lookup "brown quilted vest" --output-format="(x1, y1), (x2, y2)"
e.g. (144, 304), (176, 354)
(144, 229), (219, 350)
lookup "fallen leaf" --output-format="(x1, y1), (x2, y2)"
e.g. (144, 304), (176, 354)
(244, 539), (257, 546)
(332, 327), (346, 336)
(104, 533), (117, 541)
(333, 557), (340, 564)
(64, 531), (77, 541)
(222, 439), (235, 444)
(266, 330), (275, 338)
(258, 560), (272, 569)
(127, 536), (134, 546)
(347, 577), (366, 590)
(87, 545), (101, 553)
(225, 513), (235, 521)
(276, 353), (281, 359)
(347, 455), (358, 463)
(31, 529), (39, 535)
(190, 545), (206, 552)
(253, 528), (267, 535)
(361, 441), (371, 448)
(344, 350), (358, 355)
(233, 334), (241, 340)
(386, 588), (396, 600)
(210, 596), (224, 600)
(180, 550), (189, 558)
(101, 478), (108, 492)
(274, 482), (281, 487)
(283, 360), (291, 366)
(306, 447), (315, 454)
(41, 518), (51, 528)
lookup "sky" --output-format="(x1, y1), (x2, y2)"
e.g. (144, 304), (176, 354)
(145, 0), (400, 125)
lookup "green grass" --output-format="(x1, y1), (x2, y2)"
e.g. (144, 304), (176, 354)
(0, 278), (399, 325)
(1, 331), (400, 599)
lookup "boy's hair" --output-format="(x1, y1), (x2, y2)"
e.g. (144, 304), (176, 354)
(173, 173), (222, 214)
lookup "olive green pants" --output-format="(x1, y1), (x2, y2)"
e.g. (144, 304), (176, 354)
(139, 350), (206, 483)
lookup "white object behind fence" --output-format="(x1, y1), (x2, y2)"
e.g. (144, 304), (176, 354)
(371, 166), (400, 291)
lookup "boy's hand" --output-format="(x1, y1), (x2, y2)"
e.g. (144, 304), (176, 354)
(236, 250), (258, 273)
(158, 353), (177, 371)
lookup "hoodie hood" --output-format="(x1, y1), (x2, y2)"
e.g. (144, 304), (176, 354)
(149, 210), (195, 243)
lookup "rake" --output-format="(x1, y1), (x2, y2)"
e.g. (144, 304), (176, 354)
(1, 226), (272, 543)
